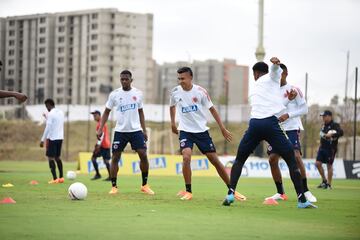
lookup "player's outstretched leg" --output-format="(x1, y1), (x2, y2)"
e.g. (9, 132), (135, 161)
(206, 152), (246, 201)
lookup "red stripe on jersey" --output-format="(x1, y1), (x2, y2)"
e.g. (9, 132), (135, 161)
(197, 86), (211, 101)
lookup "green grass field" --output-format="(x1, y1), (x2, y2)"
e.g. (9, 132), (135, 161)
(0, 161), (359, 240)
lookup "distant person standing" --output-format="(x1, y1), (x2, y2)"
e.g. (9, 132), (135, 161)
(90, 110), (111, 181)
(0, 60), (27, 103)
(97, 70), (155, 195)
(40, 99), (65, 184)
(316, 110), (343, 189)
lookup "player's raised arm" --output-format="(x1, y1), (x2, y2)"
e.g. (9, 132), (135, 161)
(0, 90), (28, 103)
(269, 57), (283, 83)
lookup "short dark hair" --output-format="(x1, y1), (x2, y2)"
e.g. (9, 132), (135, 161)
(44, 98), (55, 107)
(120, 70), (132, 78)
(177, 67), (193, 77)
(252, 62), (269, 74)
(279, 63), (287, 71)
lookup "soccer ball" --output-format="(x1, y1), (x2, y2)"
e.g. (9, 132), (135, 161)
(66, 171), (76, 180)
(328, 130), (337, 135)
(68, 182), (87, 200)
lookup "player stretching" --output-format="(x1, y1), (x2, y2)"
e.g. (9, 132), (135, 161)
(170, 67), (246, 201)
(97, 70), (154, 195)
(90, 110), (111, 181)
(265, 64), (317, 203)
(223, 57), (317, 209)
(40, 99), (65, 184)
(316, 110), (343, 189)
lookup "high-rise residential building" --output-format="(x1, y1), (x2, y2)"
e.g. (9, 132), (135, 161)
(0, 8), (154, 105)
(156, 59), (249, 105)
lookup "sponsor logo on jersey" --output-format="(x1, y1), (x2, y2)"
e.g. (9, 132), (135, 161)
(132, 96), (137, 101)
(181, 105), (198, 113)
(119, 103), (136, 112)
(192, 97), (198, 103)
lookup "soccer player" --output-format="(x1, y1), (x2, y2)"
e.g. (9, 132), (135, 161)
(222, 57), (317, 208)
(170, 66), (246, 201)
(90, 110), (111, 181)
(315, 110), (343, 189)
(39, 99), (65, 184)
(265, 64), (317, 203)
(97, 70), (154, 195)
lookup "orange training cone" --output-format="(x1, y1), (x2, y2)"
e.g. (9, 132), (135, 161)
(263, 198), (279, 205)
(29, 180), (39, 185)
(0, 197), (16, 204)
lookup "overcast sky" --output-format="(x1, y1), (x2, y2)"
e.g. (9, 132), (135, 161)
(1, 0), (359, 105)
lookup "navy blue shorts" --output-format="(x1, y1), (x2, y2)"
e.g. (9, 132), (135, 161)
(93, 147), (111, 160)
(179, 130), (216, 154)
(267, 130), (302, 155)
(46, 140), (63, 158)
(112, 131), (147, 153)
(316, 148), (336, 165)
(237, 116), (294, 159)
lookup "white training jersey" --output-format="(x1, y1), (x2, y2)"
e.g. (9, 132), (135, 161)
(279, 84), (308, 131)
(105, 87), (143, 132)
(249, 64), (286, 119)
(41, 108), (64, 141)
(170, 84), (213, 133)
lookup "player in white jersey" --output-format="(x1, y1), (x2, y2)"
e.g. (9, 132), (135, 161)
(39, 99), (65, 184)
(223, 57), (317, 209)
(265, 64), (317, 203)
(170, 67), (246, 201)
(97, 70), (154, 195)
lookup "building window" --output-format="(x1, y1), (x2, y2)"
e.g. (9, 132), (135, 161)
(8, 69), (15, 75)
(110, 76), (113, 83)
(92, 13), (98, 19)
(39, 48), (46, 54)
(58, 57), (64, 63)
(111, 24), (115, 30)
(57, 68), (64, 74)
(38, 68), (45, 74)
(9, 40), (15, 46)
(59, 16), (65, 22)
(58, 47), (64, 53)
(8, 59), (14, 65)
(57, 88), (63, 94)
(91, 23), (98, 30)
(91, 34), (98, 40)
(89, 97), (97, 103)
(8, 49), (15, 56)
(39, 27), (46, 34)
(9, 20), (15, 26)
(90, 87), (96, 93)
(58, 36), (65, 43)
(40, 17), (46, 23)
(90, 66), (97, 72)
(110, 55), (114, 61)
(39, 58), (45, 64)
(38, 78), (45, 84)
(39, 37), (46, 44)
(57, 78), (64, 84)
(57, 98), (63, 104)
(58, 26), (65, 32)
(90, 76), (96, 82)
(9, 30), (15, 36)
(110, 66), (113, 72)
(90, 55), (97, 61)
(90, 45), (97, 51)
(111, 13), (115, 19)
